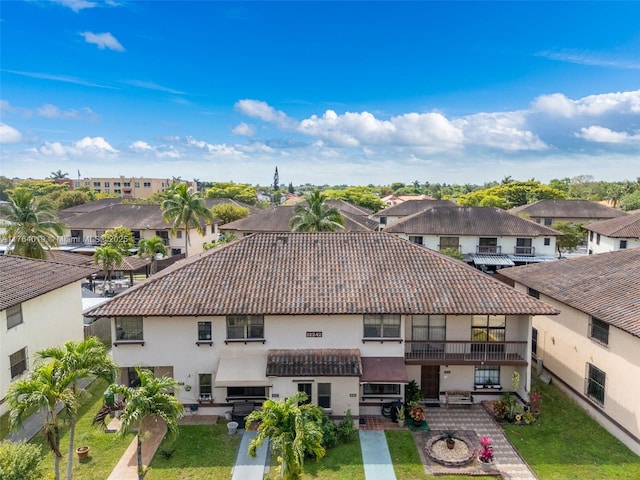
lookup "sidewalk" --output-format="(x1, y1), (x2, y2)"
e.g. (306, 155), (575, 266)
(359, 430), (397, 480)
(231, 430), (269, 480)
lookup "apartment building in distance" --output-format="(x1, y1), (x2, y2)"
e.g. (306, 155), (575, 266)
(70, 177), (197, 199)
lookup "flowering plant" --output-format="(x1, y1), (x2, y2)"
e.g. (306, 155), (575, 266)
(478, 436), (494, 463)
(409, 402), (427, 422)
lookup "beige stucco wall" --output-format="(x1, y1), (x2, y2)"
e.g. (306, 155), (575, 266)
(1, 281), (85, 415)
(588, 235), (640, 254)
(513, 283), (640, 455)
(392, 233), (556, 257)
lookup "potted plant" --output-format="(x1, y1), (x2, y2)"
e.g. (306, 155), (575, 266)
(409, 402), (427, 426)
(395, 406), (405, 427)
(477, 436), (494, 470)
(76, 445), (90, 460)
(440, 429), (457, 449)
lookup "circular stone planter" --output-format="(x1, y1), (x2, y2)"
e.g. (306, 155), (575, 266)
(76, 446), (90, 459)
(227, 421), (239, 435)
(425, 436), (475, 467)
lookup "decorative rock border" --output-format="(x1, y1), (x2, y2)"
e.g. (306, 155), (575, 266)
(425, 433), (476, 467)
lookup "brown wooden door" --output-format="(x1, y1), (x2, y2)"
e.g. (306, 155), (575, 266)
(421, 365), (440, 399)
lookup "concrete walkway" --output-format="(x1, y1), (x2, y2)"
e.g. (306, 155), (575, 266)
(107, 416), (167, 480)
(359, 430), (397, 480)
(231, 430), (269, 480)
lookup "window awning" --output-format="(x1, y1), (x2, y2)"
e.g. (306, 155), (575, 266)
(510, 255), (556, 263)
(360, 357), (409, 384)
(266, 349), (362, 376)
(215, 352), (271, 387)
(471, 255), (515, 267)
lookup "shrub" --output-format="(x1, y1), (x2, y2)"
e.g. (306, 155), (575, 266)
(337, 410), (357, 443)
(320, 415), (338, 448)
(0, 441), (44, 480)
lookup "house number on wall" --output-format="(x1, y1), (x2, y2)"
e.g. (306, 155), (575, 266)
(306, 331), (323, 337)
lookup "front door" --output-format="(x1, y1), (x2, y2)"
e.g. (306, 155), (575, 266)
(421, 366), (440, 399)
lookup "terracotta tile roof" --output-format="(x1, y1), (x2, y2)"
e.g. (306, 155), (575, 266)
(62, 204), (174, 230)
(204, 198), (262, 215)
(46, 250), (149, 271)
(221, 205), (376, 233)
(267, 349), (362, 376)
(0, 255), (98, 310)
(325, 199), (374, 216)
(584, 213), (640, 238)
(85, 232), (559, 318)
(58, 198), (124, 219)
(385, 206), (560, 236)
(509, 200), (627, 220)
(499, 248), (640, 338)
(373, 199), (456, 217)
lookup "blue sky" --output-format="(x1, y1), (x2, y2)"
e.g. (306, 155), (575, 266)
(1, 1), (639, 186)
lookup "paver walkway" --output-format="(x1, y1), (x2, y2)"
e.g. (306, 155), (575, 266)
(231, 430), (269, 480)
(359, 430), (397, 480)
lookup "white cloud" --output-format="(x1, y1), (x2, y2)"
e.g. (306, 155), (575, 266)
(537, 49), (640, 70)
(129, 141), (153, 151)
(125, 80), (184, 95)
(457, 111), (547, 151)
(0, 123), (22, 143)
(232, 122), (256, 137)
(35, 103), (98, 121)
(73, 136), (118, 153)
(80, 32), (125, 52)
(532, 90), (640, 118)
(235, 99), (295, 129)
(53, 0), (97, 12)
(576, 126), (640, 144)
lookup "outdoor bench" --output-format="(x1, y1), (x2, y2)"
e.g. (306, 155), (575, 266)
(445, 391), (474, 408)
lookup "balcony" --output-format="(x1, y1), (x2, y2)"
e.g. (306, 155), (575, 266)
(476, 245), (502, 254)
(405, 340), (528, 366)
(514, 246), (535, 256)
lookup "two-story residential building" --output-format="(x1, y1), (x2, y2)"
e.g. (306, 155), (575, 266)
(499, 249), (640, 455)
(509, 199), (626, 226)
(584, 212), (640, 254)
(70, 177), (196, 199)
(0, 255), (98, 415)
(220, 202), (377, 239)
(59, 203), (219, 257)
(384, 206), (560, 271)
(85, 232), (557, 420)
(372, 199), (456, 230)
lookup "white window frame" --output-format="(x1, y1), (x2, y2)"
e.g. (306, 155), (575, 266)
(363, 314), (401, 339)
(7, 304), (23, 329)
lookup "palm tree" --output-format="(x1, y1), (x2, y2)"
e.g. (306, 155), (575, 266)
(0, 188), (64, 259)
(138, 236), (167, 274)
(7, 362), (76, 480)
(38, 337), (118, 480)
(95, 368), (183, 480)
(94, 246), (123, 294)
(245, 392), (325, 480)
(50, 170), (69, 179)
(289, 190), (344, 232)
(161, 183), (213, 257)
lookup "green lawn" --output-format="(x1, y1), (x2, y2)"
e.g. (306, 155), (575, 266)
(302, 437), (365, 480)
(147, 423), (241, 479)
(503, 375), (640, 480)
(31, 378), (134, 480)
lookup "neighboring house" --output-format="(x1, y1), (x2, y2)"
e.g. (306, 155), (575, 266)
(509, 199), (627, 226)
(373, 199), (456, 230)
(85, 232), (557, 420)
(58, 203), (219, 257)
(584, 213), (640, 254)
(499, 249), (640, 455)
(380, 194), (435, 206)
(0, 255), (97, 415)
(220, 203), (377, 238)
(70, 177), (196, 199)
(384, 206), (560, 271)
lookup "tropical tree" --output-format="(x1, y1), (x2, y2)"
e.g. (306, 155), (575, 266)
(211, 203), (250, 225)
(245, 392), (326, 480)
(95, 368), (184, 480)
(0, 188), (64, 259)
(138, 236), (167, 274)
(289, 190), (345, 232)
(50, 170), (69, 179)
(161, 183), (213, 257)
(101, 226), (134, 255)
(38, 337), (118, 480)
(553, 221), (585, 258)
(13, 179), (69, 197)
(7, 362), (76, 480)
(205, 181), (258, 205)
(94, 246), (123, 292)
